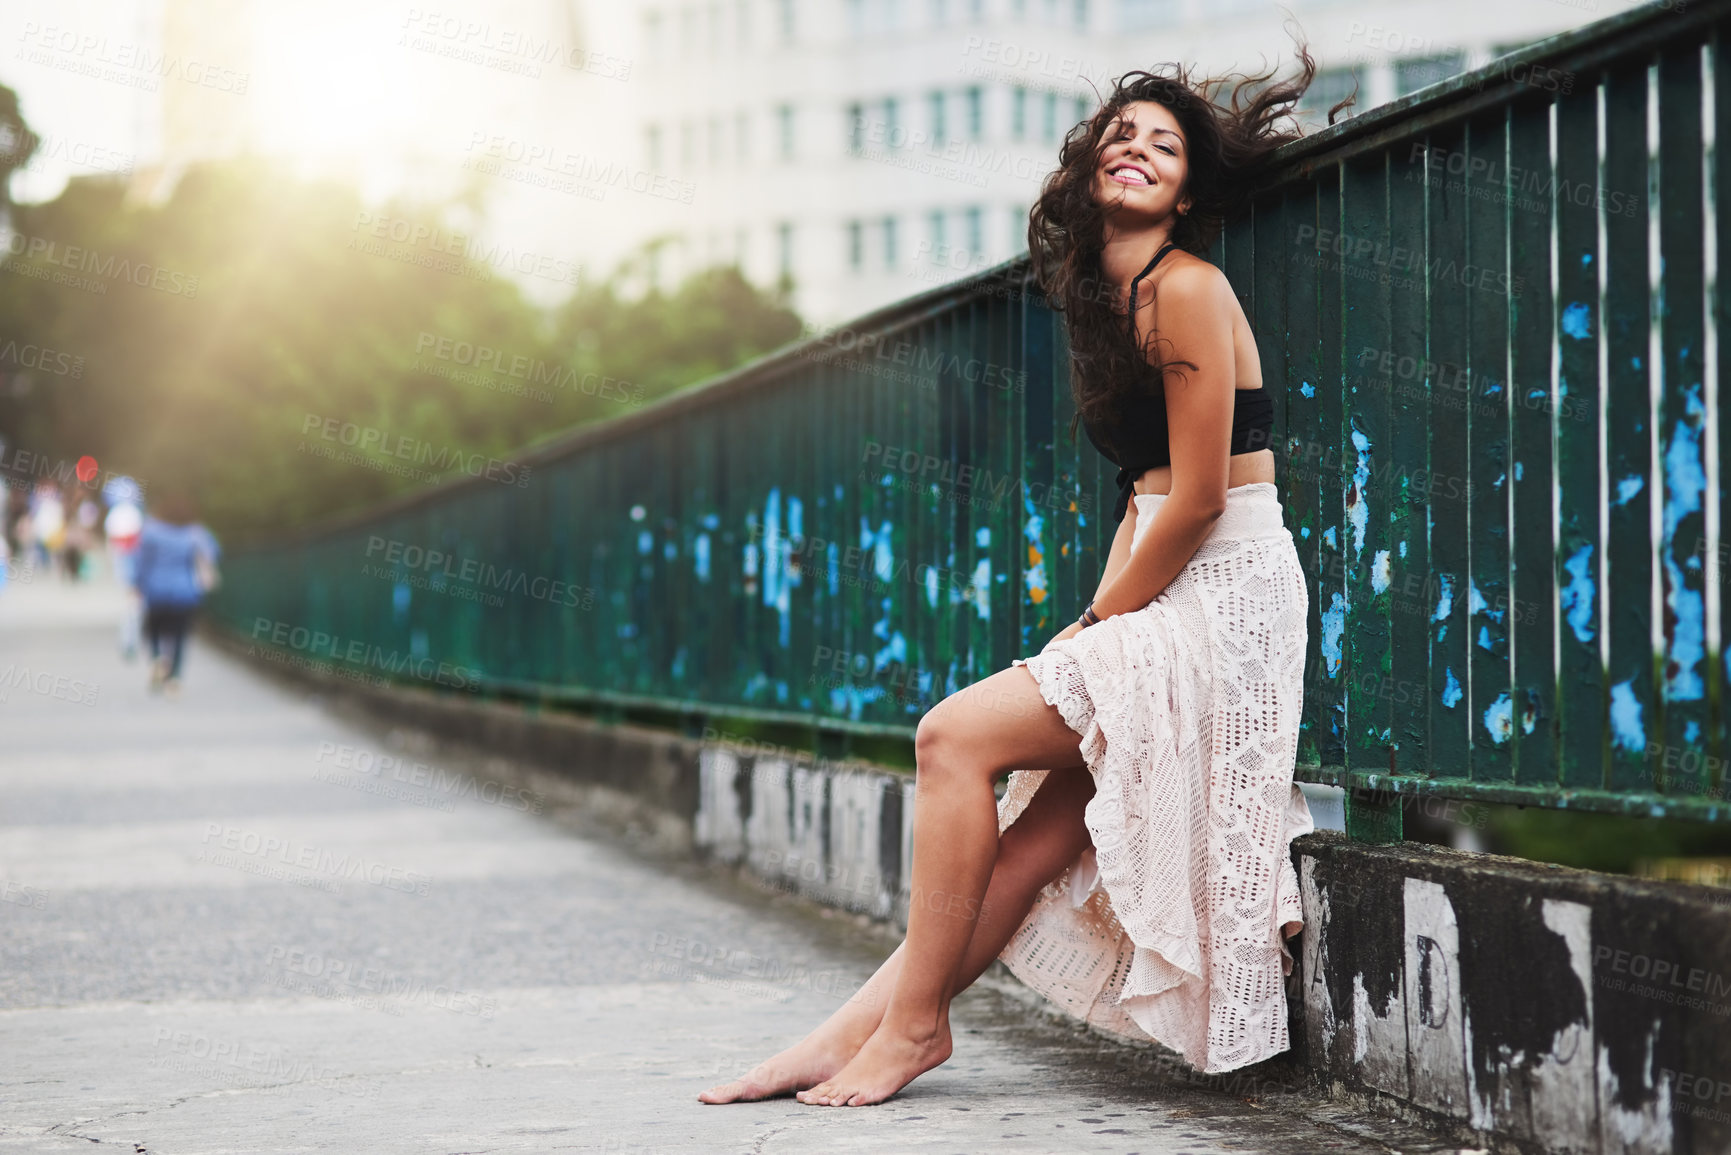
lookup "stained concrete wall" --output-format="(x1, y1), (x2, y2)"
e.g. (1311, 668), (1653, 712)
(218, 642), (1731, 1155)
(1297, 835), (1731, 1155)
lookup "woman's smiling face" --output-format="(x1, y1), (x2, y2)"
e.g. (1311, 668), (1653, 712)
(1093, 100), (1191, 222)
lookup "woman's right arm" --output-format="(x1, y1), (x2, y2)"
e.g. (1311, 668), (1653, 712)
(1047, 503), (1139, 646)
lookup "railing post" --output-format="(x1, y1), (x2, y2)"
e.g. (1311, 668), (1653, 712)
(1344, 783), (1404, 844)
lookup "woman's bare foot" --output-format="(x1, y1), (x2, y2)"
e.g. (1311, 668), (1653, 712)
(697, 1024), (873, 1104)
(794, 1018), (953, 1107)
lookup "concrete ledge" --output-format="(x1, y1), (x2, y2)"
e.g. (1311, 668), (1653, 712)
(1298, 834), (1731, 1155)
(214, 634), (1731, 1155)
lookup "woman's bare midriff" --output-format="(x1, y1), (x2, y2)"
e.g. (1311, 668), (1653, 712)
(1131, 447), (1276, 496)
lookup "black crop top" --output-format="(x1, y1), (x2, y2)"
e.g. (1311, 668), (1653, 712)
(1078, 242), (1276, 522)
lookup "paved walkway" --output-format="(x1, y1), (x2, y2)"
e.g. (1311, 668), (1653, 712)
(0, 565), (1456, 1154)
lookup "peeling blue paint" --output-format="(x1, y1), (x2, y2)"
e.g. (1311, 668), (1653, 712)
(976, 526), (991, 548)
(392, 581), (411, 620)
(1560, 544), (1595, 643)
(1371, 549), (1391, 595)
(637, 530), (654, 555)
(1484, 693), (1514, 744)
(1398, 539), (1408, 559)
(1661, 394), (1707, 700)
(1581, 252), (1592, 267)
(1479, 625), (1495, 651)
(1301, 380), (1315, 398)
(700, 512), (720, 530)
(1685, 719), (1701, 744)
(1513, 461), (1524, 482)
(1614, 474), (1643, 505)
(1433, 573), (1454, 622)
(1609, 678), (1644, 752)
(970, 559), (993, 620)
(1468, 577), (1503, 623)
(1300, 525), (1311, 539)
(1561, 301), (1593, 340)
(1442, 667), (1462, 707)
(694, 534), (712, 582)
(1348, 427), (1371, 556)
(874, 630), (908, 675)
(825, 541), (839, 596)
(1323, 525), (1338, 550)
(1320, 592), (1348, 677)
(925, 562), (940, 607)
(1023, 507), (1048, 610)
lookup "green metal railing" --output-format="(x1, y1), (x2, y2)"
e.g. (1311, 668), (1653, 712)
(211, 0), (1730, 839)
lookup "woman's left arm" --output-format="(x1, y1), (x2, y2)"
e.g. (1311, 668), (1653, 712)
(1086, 263), (1237, 619)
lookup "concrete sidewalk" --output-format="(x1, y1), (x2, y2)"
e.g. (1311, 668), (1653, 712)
(0, 570), (1455, 1154)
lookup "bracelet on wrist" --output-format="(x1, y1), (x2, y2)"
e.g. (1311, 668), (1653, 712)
(1079, 602), (1102, 627)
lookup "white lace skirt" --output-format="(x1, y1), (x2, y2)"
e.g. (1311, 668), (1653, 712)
(995, 480), (1314, 1075)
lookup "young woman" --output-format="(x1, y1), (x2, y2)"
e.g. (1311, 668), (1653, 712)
(701, 50), (1343, 1108)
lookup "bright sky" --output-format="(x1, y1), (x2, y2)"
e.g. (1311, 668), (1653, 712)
(1, 0), (650, 304)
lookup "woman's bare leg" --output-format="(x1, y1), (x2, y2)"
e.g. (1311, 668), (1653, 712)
(697, 753), (1094, 1103)
(797, 666), (1089, 1107)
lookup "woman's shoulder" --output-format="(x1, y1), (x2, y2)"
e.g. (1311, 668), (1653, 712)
(1150, 252), (1232, 302)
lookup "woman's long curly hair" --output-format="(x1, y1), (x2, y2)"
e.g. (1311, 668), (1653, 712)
(1029, 38), (1353, 444)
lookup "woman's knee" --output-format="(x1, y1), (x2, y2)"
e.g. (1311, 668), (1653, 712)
(913, 703), (993, 785)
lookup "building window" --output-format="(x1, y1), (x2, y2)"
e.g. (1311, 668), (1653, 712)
(929, 90), (947, 143)
(1009, 204), (1027, 254)
(928, 208), (946, 257)
(1118, 0), (1180, 29)
(680, 8), (697, 57)
(1011, 87), (1027, 140)
(680, 121), (695, 166)
(708, 117), (722, 166)
(964, 205), (983, 260)
(777, 104), (795, 159)
(1303, 66), (1361, 123)
(776, 222), (794, 283)
(847, 102), (865, 153)
(736, 0), (751, 48)
(883, 96), (900, 146)
(777, 0), (795, 44)
(644, 11), (663, 59)
(646, 125), (662, 171)
(964, 86), (983, 140)
(882, 215), (898, 267)
(1395, 52), (1467, 97)
(847, 220), (863, 270)
(847, 0), (865, 35)
(736, 110), (750, 161)
(1074, 0), (1088, 28)
(707, 3), (721, 55)
(969, 0), (984, 19)
(931, 0), (949, 22)
(1073, 94), (1091, 133)
(1041, 91), (1057, 142)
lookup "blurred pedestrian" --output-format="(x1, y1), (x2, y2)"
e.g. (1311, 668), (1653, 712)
(104, 492), (144, 659)
(131, 490), (220, 695)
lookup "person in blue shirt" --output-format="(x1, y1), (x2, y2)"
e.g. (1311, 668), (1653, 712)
(130, 490), (220, 694)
